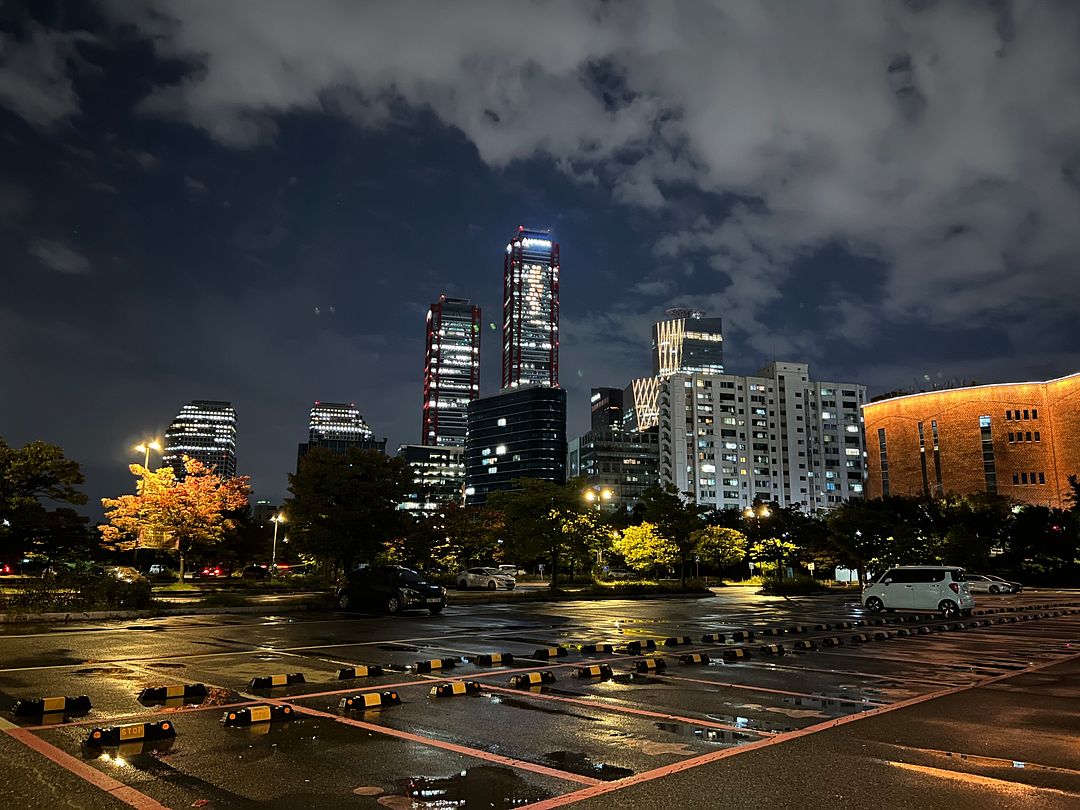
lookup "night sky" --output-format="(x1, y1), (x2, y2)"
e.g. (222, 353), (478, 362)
(2, 1), (1079, 515)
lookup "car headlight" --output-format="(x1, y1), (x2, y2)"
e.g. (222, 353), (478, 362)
(401, 587), (421, 600)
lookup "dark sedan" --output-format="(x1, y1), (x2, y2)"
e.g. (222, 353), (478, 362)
(335, 565), (446, 615)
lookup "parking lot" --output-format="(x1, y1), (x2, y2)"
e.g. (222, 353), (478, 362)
(1, 588), (1078, 809)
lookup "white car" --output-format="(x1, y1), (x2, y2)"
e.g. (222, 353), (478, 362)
(964, 574), (1008, 594)
(456, 567), (516, 591)
(862, 566), (973, 617)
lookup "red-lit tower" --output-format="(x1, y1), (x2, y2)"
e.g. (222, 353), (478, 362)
(422, 295), (481, 446)
(502, 226), (559, 389)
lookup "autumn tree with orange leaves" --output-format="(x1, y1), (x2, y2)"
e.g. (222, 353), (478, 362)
(101, 457), (250, 580)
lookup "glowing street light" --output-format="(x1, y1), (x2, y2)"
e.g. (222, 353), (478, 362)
(270, 514), (285, 576)
(133, 440), (162, 469)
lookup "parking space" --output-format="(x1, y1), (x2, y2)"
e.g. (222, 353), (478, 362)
(1, 590), (1078, 808)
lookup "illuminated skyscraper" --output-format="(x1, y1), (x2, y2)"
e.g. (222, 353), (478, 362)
(163, 400), (237, 479)
(422, 295), (481, 446)
(502, 226), (559, 389)
(652, 308), (724, 377)
(297, 402), (384, 470)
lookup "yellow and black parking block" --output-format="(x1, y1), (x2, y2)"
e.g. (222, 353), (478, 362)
(679, 653), (710, 665)
(731, 630), (754, 642)
(792, 640), (816, 651)
(722, 648), (751, 662)
(249, 673), (306, 689)
(138, 684), (208, 704)
(86, 720), (176, 747)
(509, 671), (556, 689)
(12, 695), (92, 717)
(916, 625), (934, 634)
(759, 643), (785, 656)
(787, 626), (809, 635)
(339, 691), (402, 710)
(820, 637), (843, 648)
(812, 623), (830, 631)
(895, 628), (913, 637)
(622, 640), (658, 652)
(532, 646), (568, 660)
(663, 636), (692, 647)
(834, 622), (853, 629)
(337, 665), (385, 680)
(572, 664), (614, 679)
(700, 633), (725, 644)
(849, 633), (870, 644)
(762, 628), (783, 637)
(429, 681), (482, 697)
(475, 653), (514, 666)
(579, 643), (614, 655)
(868, 618), (887, 626)
(631, 658), (666, 672)
(415, 658), (458, 672)
(221, 704), (295, 725)
(872, 631), (891, 641)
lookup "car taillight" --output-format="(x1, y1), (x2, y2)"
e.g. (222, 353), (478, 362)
(949, 582), (959, 593)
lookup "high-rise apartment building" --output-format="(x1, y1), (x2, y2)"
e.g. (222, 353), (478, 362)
(163, 400), (237, 479)
(659, 363), (867, 512)
(652, 308), (724, 377)
(398, 445), (465, 514)
(863, 373), (1080, 507)
(297, 402), (385, 469)
(502, 227), (559, 389)
(422, 295), (481, 446)
(464, 386), (567, 505)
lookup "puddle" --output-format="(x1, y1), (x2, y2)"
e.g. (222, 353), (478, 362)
(610, 674), (662, 686)
(124, 625), (164, 631)
(378, 644), (420, 652)
(388, 765), (555, 807)
(73, 666), (139, 679)
(144, 662), (186, 669)
(542, 751), (633, 781)
(655, 722), (756, 745)
(489, 695), (601, 722)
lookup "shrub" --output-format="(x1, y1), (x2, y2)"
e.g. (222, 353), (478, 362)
(4, 573), (155, 613)
(757, 575), (832, 596)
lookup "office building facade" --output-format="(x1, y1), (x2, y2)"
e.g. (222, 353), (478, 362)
(163, 400), (237, 479)
(863, 373), (1080, 507)
(422, 295), (481, 446)
(659, 362), (867, 512)
(652, 308), (724, 377)
(502, 226), (559, 389)
(568, 428), (660, 512)
(590, 387), (625, 432)
(464, 386), (567, 505)
(297, 402), (385, 469)
(398, 445), (465, 514)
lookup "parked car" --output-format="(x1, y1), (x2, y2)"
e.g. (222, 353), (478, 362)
(0, 562), (15, 575)
(196, 564), (232, 579)
(497, 564), (521, 576)
(981, 574), (1023, 593)
(862, 565), (973, 617)
(964, 574), (1010, 594)
(241, 564), (270, 580)
(605, 569), (634, 581)
(456, 567), (516, 590)
(335, 565), (446, 614)
(103, 566), (144, 583)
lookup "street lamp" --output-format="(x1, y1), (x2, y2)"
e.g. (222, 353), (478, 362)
(583, 487), (613, 511)
(133, 440), (162, 469)
(270, 514), (285, 576)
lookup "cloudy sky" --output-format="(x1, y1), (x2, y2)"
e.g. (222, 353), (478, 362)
(2, 0), (1079, 512)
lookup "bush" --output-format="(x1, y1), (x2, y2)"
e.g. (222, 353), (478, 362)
(4, 573), (155, 613)
(590, 578), (711, 596)
(757, 575), (832, 596)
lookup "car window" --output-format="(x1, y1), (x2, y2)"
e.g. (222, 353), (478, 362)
(876, 569), (898, 583)
(393, 568), (424, 583)
(466, 568), (483, 574)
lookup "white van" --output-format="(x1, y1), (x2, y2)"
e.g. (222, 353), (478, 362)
(862, 566), (973, 617)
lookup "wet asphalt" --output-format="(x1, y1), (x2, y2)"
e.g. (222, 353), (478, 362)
(0, 587), (1077, 809)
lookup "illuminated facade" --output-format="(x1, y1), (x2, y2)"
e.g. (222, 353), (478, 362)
(590, 387), (624, 432)
(297, 402), (385, 470)
(163, 400), (237, 479)
(464, 386), (567, 505)
(502, 227), (559, 389)
(624, 376), (661, 431)
(863, 373), (1080, 507)
(398, 444), (464, 514)
(567, 428), (660, 512)
(660, 363), (867, 512)
(652, 308), (724, 377)
(422, 295), (481, 446)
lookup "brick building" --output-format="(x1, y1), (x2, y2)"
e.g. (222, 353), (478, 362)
(863, 373), (1080, 507)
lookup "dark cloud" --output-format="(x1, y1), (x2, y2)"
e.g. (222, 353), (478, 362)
(28, 237), (91, 274)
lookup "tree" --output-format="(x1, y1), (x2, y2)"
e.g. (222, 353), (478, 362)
(749, 537), (801, 582)
(693, 526), (747, 575)
(613, 522), (678, 578)
(437, 503), (505, 569)
(637, 484), (706, 587)
(559, 509), (613, 580)
(101, 458), (250, 579)
(0, 438), (87, 561)
(486, 477), (587, 591)
(284, 448), (412, 572)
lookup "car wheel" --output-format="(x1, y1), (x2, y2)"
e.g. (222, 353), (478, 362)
(385, 595), (401, 615)
(989, 584), (999, 594)
(487, 580), (497, 591)
(865, 596), (884, 613)
(336, 591), (352, 611)
(429, 604), (444, 615)
(938, 600), (959, 618)
(457, 580), (468, 590)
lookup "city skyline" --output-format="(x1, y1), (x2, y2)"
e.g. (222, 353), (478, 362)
(3, 2), (1080, 514)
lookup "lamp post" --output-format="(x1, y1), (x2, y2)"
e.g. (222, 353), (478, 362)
(133, 441), (162, 470)
(582, 486), (613, 571)
(270, 514), (285, 577)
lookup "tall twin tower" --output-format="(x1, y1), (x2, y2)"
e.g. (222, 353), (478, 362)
(422, 226), (559, 447)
